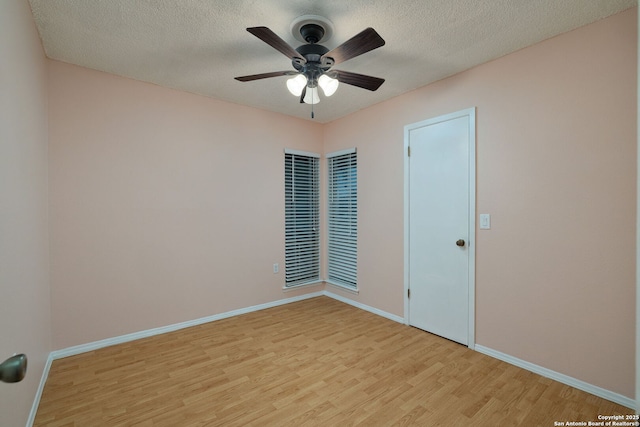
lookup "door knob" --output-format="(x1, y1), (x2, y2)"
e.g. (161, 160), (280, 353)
(0, 354), (27, 383)
(456, 239), (465, 247)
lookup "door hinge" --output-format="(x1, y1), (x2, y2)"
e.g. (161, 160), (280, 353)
(408, 146), (411, 157)
(408, 288), (411, 298)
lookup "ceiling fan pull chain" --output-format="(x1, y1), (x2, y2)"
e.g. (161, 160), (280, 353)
(312, 88), (317, 119)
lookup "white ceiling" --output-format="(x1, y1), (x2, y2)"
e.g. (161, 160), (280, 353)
(29, 0), (636, 123)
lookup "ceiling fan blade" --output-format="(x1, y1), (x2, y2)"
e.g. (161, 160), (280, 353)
(247, 27), (306, 63)
(234, 71), (295, 82)
(321, 28), (385, 66)
(332, 70), (385, 91)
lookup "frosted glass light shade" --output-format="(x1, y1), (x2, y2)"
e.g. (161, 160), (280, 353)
(318, 74), (339, 96)
(303, 87), (320, 104)
(286, 74), (307, 96)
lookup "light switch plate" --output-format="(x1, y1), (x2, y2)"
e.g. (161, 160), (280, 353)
(480, 214), (491, 229)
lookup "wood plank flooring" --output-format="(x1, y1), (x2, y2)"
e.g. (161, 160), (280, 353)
(34, 296), (631, 426)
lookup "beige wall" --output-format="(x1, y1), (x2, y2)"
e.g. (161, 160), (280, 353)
(0, 0), (51, 425)
(48, 61), (325, 349)
(324, 8), (637, 398)
(47, 6), (635, 404)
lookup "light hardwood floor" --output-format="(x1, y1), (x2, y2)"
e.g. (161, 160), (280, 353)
(34, 296), (630, 426)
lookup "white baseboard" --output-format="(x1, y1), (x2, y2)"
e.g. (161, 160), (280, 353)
(323, 290), (405, 324)
(50, 291), (324, 360)
(31, 293), (633, 424)
(475, 344), (635, 410)
(322, 294), (635, 409)
(49, 290), (401, 361)
(26, 352), (54, 427)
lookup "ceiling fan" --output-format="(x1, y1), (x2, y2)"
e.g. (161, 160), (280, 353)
(234, 16), (385, 116)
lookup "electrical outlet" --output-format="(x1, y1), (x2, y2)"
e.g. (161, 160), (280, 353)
(273, 263), (279, 274)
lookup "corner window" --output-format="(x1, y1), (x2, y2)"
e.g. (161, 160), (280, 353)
(326, 148), (357, 289)
(284, 149), (320, 287)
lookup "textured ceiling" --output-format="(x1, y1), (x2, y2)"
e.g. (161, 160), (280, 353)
(29, 0), (636, 123)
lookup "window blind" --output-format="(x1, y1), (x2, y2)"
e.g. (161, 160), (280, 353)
(327, 148), (357, 289)
(284, 150), (320, 287)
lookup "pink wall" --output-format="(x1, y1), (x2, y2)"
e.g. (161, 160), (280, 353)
(0, 0), (51, 425)
(47, 7), (635, 403)
(48, 61), (325, 349)
(324, 8), (637, 398)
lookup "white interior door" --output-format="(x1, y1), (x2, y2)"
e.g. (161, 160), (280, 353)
(405, 109), (475, 346)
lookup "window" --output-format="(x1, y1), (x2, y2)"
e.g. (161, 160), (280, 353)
(327, 148), (357, 289)
(284, 149), (320, 287)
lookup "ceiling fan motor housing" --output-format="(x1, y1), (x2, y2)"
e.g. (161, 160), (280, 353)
(300, 23), (325, 44)
(292, 42), (332, 86)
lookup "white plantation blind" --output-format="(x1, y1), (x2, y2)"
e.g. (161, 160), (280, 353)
(327, 148), (357, 289)
(284, 150), (320, 287)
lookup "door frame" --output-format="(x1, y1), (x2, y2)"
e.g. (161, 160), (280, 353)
(403, 107), (476, 349)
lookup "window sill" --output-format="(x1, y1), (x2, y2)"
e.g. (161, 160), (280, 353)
(282, 281), (324, 292)
(325, 281), (359, 295)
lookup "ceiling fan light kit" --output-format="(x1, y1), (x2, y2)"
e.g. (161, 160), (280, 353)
(235, 15), (385, 118)
(286, 74), (338, 101)
(286, 73), (307, 96)
(318, 74), (339, 97)
(303, 86), (320, 105)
